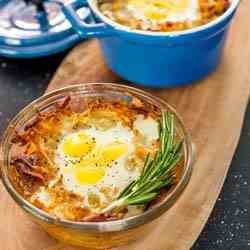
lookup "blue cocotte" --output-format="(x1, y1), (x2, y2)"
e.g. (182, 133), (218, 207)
(61, 0), (241, 88)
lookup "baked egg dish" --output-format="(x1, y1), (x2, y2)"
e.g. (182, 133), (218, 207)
(98, 0), (230, 31)
(10, 96), (183, 222)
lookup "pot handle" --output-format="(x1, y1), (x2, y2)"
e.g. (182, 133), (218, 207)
(58, 0), (114, 38)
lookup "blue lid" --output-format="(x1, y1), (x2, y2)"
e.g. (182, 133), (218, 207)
(0, 0), (88, 58)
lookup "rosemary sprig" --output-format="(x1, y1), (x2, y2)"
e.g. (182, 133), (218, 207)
(102, 112), (183, 213)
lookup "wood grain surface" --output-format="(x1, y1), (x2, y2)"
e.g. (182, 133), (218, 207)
(1, 1), (250, 250)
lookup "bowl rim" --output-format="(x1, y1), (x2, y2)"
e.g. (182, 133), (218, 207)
(88, 0), (240, 37)
(1, 83), (194, 232)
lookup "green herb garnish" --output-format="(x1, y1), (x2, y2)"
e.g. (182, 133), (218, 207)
(102, 112), (183, 213)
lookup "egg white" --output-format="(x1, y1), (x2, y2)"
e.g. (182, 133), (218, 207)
(134, 114), (159, 146)
(59, 122), (138, 198)
(33, 116), (159, 210)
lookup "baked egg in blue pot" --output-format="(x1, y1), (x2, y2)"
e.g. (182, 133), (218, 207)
(60, 0), (240, 88)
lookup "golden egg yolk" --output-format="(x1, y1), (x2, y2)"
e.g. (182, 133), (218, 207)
(128, 0), (189, 21)
(70, 141), (128, 185)
(75, 166), (105, 185)
(144, 8), (168, 21)
(63, 132), (95, 158)
(100, 141), (128, 166)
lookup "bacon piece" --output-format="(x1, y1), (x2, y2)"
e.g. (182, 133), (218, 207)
(13, 157), (46, 183)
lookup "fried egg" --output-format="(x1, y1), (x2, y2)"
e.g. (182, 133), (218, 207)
(33, 114), (159, 212)
(127, 0), (199, 23)
(99, 0), (231, 32)
(50, 122), (140, 208)
(102, 0), (199, 26)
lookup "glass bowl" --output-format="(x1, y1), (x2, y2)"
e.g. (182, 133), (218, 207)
(1, 83), (194, 249)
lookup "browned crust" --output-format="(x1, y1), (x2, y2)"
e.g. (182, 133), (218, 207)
(9, 95), (182, 222)
(98, 0), (230, 32)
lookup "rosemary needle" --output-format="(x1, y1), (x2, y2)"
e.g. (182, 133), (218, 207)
(102, 112), (183, 213)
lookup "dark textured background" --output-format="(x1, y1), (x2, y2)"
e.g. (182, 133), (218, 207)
(0, 55), (249, 250)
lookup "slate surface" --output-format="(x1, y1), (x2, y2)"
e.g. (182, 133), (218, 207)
(0, 55), (249, 250)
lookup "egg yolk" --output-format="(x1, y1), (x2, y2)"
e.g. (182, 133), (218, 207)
(63, 132), (95, 158)
(128, 0), (189, 21)
(144, 8), (168, 21)
(75, 166), (105, 185)
(129, 0), (173, 9)
(100, 141), (128, 166)
(71, 141), (128, 185)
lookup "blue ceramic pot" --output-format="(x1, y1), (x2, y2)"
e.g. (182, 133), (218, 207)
(61, 0), (240, 88)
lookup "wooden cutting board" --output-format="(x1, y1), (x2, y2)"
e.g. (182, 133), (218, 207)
(1, 1), (250, 250)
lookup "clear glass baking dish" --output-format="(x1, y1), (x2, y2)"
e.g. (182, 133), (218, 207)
(1, 83), (194, 249)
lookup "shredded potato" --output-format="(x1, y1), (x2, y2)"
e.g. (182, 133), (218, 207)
(98, 0), (230, 32)
(10, 96), (161, 222)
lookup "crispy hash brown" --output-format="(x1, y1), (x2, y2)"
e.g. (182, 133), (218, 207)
(9, 96), (182, 222)
(98, 0), (230, 32)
